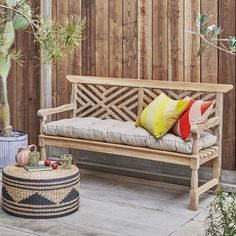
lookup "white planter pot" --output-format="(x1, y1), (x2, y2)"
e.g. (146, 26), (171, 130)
(0, 132), (28, 169)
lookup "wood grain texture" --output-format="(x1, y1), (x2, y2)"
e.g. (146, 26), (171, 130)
(28, 0), (40, 144)
(137, 0), (152, 80)
(69, 0), (82, 76)
(122, 0), (138, 78)
(51, 0), (58, 122)
(95, 0), (109, 77)
(184, 0), (200, 82)
(67, 75), (233, 93)
(168, 0), (184, 81)
(81, 0), (96, 76)
(109, 0), (123, 77)
(201, 0), (218, 84)
(219, 0), (236, 169)
(40, 0), (52, 115)
(56, 1), (70, 120)
(16, 22), (29, 132)
(152, 0), (168, 80)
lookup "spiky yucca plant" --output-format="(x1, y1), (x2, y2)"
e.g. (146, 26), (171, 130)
(0, 0), (85, 136)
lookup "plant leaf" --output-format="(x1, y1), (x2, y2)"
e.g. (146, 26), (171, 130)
(197, 45), (206, 57)
(196, 14), (212, 27)
(185, 29), (200, 35)
(228, 36), (236, 52)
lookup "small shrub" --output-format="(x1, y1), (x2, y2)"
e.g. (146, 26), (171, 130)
(205, 188), (236, 236)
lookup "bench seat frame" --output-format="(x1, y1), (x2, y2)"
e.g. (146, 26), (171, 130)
(38, 76), (233, 211)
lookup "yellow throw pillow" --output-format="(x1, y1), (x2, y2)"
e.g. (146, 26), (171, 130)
(136, 93), (189, 138)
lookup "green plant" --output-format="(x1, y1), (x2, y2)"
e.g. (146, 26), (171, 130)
(60, 154), (72, 169)
(205, 187), (236, 236)
(29, 151), (40, 166)
(0, 0), (85, 136)
(186, 13), (236, 56)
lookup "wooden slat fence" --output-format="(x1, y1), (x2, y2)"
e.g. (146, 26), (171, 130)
(4, 0), (236, 170)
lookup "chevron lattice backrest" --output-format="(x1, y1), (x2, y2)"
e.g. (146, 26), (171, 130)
(67, 75), (232, 121)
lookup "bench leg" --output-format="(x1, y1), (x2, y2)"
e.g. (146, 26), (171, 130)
(190, 167), (199, 211)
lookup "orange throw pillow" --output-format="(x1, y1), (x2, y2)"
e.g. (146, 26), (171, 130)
(172, 97), (214, 141)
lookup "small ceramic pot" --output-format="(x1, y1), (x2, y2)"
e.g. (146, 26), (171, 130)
(15, 144), (36, 167)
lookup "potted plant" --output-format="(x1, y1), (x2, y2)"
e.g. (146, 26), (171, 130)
(0, 0), (85, 168)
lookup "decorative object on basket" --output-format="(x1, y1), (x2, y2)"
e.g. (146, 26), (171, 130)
(2, 164), (80, 218)
(61, 154), (73, 169)
(44, 159), (51, 166)
(136, 93), (189, 138)
(28, 150), (40, 166)
(51, 162), (58, 169)
(172, 97), (214, 141)
(24, 163), (52, 172)
(15, 144), (36, 167)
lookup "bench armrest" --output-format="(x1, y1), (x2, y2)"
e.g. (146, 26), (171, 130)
(37, 103), (75, 117)
(191, 116), (221, 134)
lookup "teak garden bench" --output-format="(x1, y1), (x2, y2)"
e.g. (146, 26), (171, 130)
(38, 76), (233, 211)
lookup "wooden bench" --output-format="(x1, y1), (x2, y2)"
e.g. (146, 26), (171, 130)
(38, 75), (233, 211)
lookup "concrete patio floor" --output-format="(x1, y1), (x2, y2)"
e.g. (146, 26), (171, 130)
(0, 168), (214, 236)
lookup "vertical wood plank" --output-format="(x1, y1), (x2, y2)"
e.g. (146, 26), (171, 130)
(201, 0), (218, 84)
(69, 0), (82, 76)
(40, 0), (52, 112)
(29, 0), (40, 144)
(81, 0), (87, 75)
(109, 0), (123, 77)
(152, 0), (168, 80)
(52, 0), (58, 121)
(16, 16), (29, 133)
(82, 0), (96, 76)
(95, 0), (109, 77)
(184, 0), (200, 82)
(219, 0), (236, 169)
(137, 0), (152, 80)
(123, 0), (138, 79)
(56, 0), (70, 120)
(168, 0), (184, 81)
(89, 0), (96, 76)
(68, 0), (82, 160)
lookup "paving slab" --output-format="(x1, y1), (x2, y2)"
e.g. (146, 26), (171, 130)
(169, 220), (205, 236)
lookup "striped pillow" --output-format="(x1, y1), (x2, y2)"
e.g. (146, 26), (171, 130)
(136, 93), (189, 139)
(172, 97), (214, 141)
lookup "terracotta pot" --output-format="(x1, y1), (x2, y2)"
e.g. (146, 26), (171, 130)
(15, 144), (36, 167)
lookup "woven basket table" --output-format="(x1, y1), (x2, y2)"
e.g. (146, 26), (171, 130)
(2, 164), (80, 219)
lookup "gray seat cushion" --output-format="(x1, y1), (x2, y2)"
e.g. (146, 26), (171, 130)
(43, 117), (217, 154)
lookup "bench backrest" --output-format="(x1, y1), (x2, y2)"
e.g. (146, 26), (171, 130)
(67, 75), (233, 122)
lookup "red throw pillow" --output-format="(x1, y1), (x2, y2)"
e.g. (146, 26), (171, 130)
(172, 97), (214, 141)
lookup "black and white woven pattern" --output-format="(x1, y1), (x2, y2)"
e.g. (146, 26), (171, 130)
(2, 165), (80, 219)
